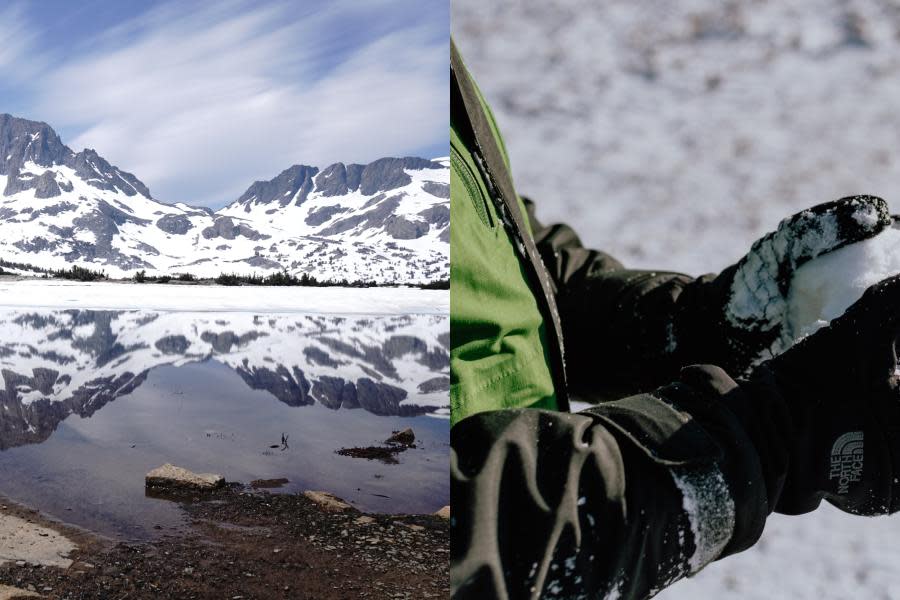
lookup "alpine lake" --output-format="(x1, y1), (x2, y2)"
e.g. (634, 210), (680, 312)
(0, 302), (449, 540)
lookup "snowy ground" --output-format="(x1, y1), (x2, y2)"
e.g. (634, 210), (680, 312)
(453, 1), (900, 597)
(0, 280), (449, 315)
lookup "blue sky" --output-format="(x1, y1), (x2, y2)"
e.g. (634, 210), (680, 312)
(0, 1), (448, 207)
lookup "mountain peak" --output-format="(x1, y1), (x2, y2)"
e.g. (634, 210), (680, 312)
(0, 114), (151, 200)
(234, 164), (319, 211)
(0, 113), (70, 176)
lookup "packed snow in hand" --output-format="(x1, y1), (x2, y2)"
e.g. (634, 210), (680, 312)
(786, 223), (900, 343)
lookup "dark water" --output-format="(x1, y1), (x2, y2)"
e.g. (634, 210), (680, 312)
(0, 309), (449, 540)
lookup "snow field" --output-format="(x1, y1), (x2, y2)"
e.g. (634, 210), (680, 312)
(0, 280), (449, 315)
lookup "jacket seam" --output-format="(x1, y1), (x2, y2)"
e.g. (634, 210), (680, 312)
(451, 346), (554, 401)
(451, 142), (495, 229)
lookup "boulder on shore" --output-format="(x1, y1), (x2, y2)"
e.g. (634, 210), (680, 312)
(145, 463), (224, 491)
(303, 490), (353, 512)
(435, 506), (450, 520)
(0, 584), (41, 599)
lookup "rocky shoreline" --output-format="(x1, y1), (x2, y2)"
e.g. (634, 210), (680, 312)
(0, 483), (449, 599)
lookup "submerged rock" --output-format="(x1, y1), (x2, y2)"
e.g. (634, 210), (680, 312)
(145, 463), (224, 491)
(250, 478), (289, 489)
(385, 427), (415, 446)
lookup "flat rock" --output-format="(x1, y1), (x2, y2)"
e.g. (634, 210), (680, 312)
(435, 506), (450, 520)
(303, 491), (353, 513)
(0, 584), (41, 599)
(0, 513), (76, 569)
(145, 463), (224, 490)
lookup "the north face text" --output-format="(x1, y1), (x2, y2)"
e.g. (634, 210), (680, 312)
(829, 431), (864, 495)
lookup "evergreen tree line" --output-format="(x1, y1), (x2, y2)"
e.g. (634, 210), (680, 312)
(0, 258), (448, 289)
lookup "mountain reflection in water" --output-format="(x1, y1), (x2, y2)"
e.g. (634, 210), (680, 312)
(0, 309), (449, 451)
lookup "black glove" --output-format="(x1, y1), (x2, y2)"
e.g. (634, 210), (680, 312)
(758, 274), (900, 515)
(677, 194), (891, 376)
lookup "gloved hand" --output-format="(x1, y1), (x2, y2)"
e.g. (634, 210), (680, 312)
(756, 274), (900, 515)
(678, 194), (891, 376)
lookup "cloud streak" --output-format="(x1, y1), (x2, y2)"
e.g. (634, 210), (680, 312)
(10, 0), (448, 207)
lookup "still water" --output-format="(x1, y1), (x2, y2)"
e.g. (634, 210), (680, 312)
(0, 309), (449, 539)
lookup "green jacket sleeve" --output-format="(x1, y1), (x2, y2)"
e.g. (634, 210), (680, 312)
(451, 364), (793, 599)
(524, 199), (726, 400)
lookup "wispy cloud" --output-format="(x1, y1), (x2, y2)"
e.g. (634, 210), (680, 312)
(9, 0), (447, 207)
(0, 4), (42, 80)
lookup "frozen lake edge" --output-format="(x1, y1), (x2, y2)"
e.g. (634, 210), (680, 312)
(0, 279), (449, 315)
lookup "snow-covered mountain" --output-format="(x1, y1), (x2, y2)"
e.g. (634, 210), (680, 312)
(0, 114), (449, 283)
(0, 309), (450, 450)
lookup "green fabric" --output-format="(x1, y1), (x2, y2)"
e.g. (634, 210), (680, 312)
(450, 81), (557, 426)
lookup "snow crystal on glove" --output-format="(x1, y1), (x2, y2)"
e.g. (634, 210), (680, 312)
(669, 463), (735, 575)
(727, 209), (839, 333)
(726, 197), (885, 366)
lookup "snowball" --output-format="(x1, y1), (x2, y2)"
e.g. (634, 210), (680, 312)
(786, 224), (900, 343)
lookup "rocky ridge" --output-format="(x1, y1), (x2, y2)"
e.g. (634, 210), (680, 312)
(0, 115), (449, 283)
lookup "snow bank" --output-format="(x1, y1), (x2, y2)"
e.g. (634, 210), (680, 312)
(787, 224), (900, 343)
(0, 280), (449, 315)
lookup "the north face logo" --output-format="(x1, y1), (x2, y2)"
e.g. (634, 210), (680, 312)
(829, 431), (864, 495)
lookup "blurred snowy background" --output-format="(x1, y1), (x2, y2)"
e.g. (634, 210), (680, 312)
(453, 0), (900, 598)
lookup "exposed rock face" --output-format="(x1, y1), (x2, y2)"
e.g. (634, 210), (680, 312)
(156, 214), (193, 235)
(240, 256), (281, 269)
(419, 204), (450, 227)
(318, 196), (402, 237)
(201, 216), (268, 241)
(422, 181), (450, 198)
(145, 463), (225, 490)
(68, 149), (151, 198)
(0, 114), (70, 176)
(384, 215), (429, 240)
(304, 204), (347, 226)
(235, 164), (319, 211)
(359, 157), (439, 195)
(33, 171), (62, 199)
(0, 115), (152, 199)
(314, 162), (353, 197)
(418, 376), (450, 393)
